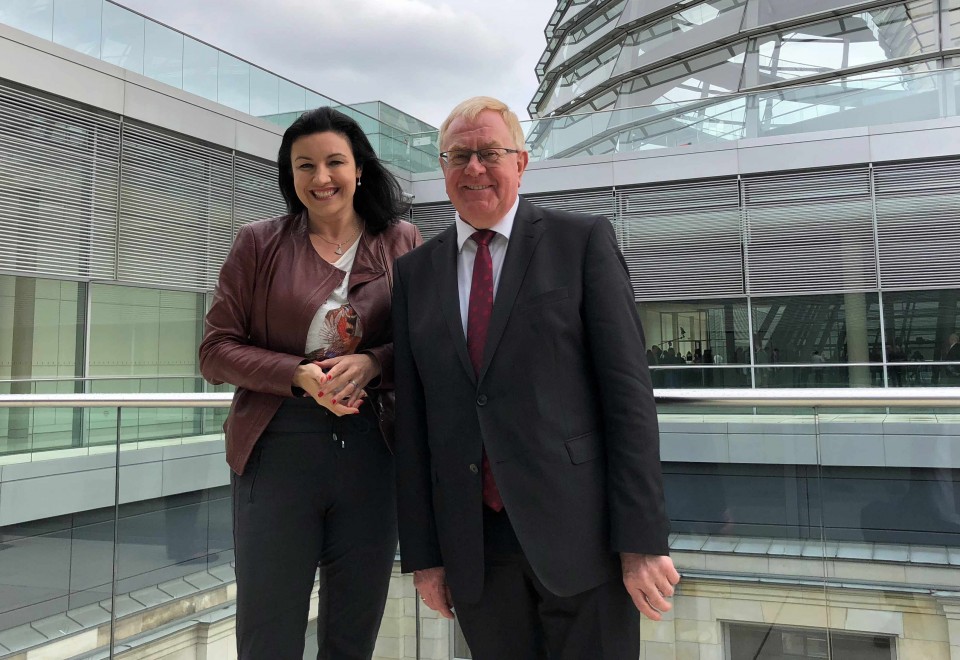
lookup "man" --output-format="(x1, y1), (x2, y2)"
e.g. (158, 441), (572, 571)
(393, 97), (678, 659)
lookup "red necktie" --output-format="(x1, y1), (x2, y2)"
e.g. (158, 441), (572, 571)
(466, 230), (504, 512)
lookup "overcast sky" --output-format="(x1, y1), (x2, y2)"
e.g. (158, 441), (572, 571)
(117, 0), (557, 128)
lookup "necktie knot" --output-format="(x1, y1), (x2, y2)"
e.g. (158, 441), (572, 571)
(470, 229), (495, 248)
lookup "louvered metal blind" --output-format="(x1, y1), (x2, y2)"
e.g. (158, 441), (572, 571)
(743, 167), (876, 295)
(234, 155), (286, 232)
(226, 154), (287, 285)
(0, 81), (120, 280)
(617, 178), (743, 300)
(526, 187), (618, 235)
(874, 158), (960, 290)
(118, 122), (233, 291)
(525, 189), (615, 217)
(410, 202), (455, 240)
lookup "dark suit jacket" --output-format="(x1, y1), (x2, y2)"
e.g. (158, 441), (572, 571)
(393, 197), (669, 604)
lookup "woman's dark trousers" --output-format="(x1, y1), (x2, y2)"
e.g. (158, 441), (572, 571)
(232, 398), (397, 659)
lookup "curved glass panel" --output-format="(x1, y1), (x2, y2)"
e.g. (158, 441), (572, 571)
(540, 41), (623, 115)
(745, 1), (939, 88)
(615, 42), (747, 110)
(946, 0), (960, 47)
(556, 0), (594, 31)
(755, 65), (942, 136)
(612, 0), (748, 79)
(743, 0), (880, 30)
(544, 0), (627, 75)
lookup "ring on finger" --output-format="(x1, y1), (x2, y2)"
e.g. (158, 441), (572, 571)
(349, 379), (360, 389)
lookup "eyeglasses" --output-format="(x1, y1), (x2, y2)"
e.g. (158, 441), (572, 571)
(439, 148), (520, 169)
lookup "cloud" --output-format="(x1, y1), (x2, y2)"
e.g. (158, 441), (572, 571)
(119, 0), (553, 126)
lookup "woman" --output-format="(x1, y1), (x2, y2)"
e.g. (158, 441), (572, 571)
(199, 107), (422, 659)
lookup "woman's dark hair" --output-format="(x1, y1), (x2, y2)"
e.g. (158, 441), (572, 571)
(277, 106), (409, 234)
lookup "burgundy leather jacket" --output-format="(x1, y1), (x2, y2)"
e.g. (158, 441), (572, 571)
(199, 213), (422, 474)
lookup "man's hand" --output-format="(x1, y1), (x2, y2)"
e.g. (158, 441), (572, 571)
(621, 553), (680, 621)
(413, 567), (454, 619)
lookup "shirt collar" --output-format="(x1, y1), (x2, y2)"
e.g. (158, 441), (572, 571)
(455, 196), (520, 252)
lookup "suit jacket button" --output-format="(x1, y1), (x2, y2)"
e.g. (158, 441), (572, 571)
(469, 464), (479, 474)
(476, 394), (487, 406)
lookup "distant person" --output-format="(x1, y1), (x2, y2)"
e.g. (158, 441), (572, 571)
(811, 350), (826, 385)
(199, 107), (421, 659)
(944, 334), (960, 385)
(890, 342), (907, 386)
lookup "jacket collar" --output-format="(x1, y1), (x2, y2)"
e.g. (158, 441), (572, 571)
(295, 210), (387, 288)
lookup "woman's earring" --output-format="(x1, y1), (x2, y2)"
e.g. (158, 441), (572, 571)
(356, 177), (362, 187)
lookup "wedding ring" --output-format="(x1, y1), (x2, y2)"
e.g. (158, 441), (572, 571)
(349, 380), (360, 389)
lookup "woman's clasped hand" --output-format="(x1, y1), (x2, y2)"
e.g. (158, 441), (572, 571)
(292, 353), (379, 414)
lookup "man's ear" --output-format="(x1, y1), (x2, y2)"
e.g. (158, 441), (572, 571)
(517, 150), (530, 184)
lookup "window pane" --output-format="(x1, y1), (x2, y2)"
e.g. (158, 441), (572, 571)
(100, 2), (144, 73)
(0, 276), (84, 455)
(0, 0), (53, 40)
(143, 20), (183, 88)
(52, 0), (102, 59)
(883, 288), (960, 386)
(88, 284), (203, 383)
(182, 36), (218, 102)
(639, 298), (751, 388)
(751, 293), (882, 385)
(217, 52), (249, 113)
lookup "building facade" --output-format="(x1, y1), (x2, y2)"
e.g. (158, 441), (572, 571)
(0, 1), (959, 659)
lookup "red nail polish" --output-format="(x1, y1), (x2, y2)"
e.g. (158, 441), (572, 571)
(317, 392), (324, 397)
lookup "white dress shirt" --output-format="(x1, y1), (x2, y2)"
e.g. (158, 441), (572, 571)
(455, 196), (520, 337)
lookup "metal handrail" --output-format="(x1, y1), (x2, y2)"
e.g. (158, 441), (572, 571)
(0, 388), (958, 409)
(0, 375), (203, 383)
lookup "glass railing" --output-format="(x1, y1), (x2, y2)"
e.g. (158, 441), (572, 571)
(1, 389), (960, 659)
(0, 0), (441, 172)
(0, 376), (231, 458)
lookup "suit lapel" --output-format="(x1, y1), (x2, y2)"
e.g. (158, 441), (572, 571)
(479, 198), (545, 382)
(432, 226), (477, 384)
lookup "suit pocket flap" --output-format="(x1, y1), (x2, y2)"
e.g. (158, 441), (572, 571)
(520, 287), (569, 310)
(565, 432), (602, 464)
